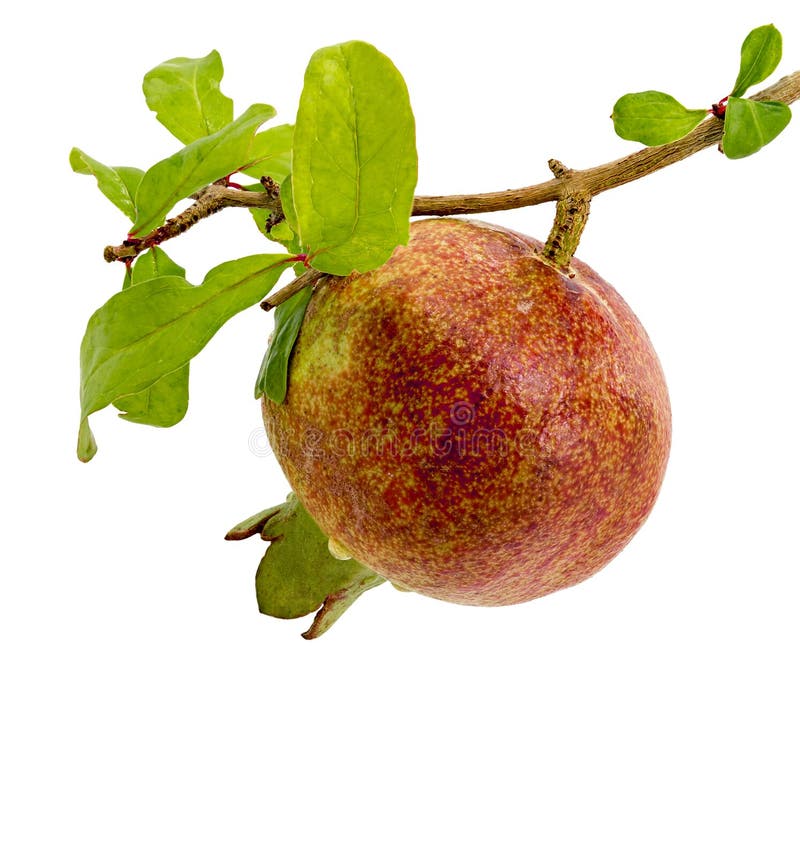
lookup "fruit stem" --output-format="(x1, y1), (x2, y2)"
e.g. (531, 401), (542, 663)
(541, 160), (592, 270)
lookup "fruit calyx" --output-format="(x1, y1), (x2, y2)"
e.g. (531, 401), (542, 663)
(225, 493), (385, 639)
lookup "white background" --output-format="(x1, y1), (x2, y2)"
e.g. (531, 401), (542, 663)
(2, 1), (798, 854)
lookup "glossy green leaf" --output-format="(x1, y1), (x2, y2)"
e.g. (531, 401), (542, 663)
(292, 40), (417, 275)
(131, 104), (277, 235)
(254, 284), (313, 403)
(722, 97), (792, 158)
(69, 148), (143, 221)
(114, 249), (190, 427)
(225, 493), (384, 636)
(611, 91), (707, 145)
(127, 246), (186, 287)
(731, 24), (783, 98)
(78, 253), (291, 461)
(143, 50), (234, 144)
(238, 123), (293, 182)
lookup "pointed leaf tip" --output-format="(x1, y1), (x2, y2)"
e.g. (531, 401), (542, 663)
(731, 24), (783, 98)
(77, 419), (97, 462)
(70, 148), (143, 221)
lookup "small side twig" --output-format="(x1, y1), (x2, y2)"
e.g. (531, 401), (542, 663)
(541, 160), (592, 271)
(260, 267), (325, 311)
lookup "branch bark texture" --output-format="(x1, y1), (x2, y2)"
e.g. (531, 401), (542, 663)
(103, 70), (800, 266)
(413, 71), (800, 216)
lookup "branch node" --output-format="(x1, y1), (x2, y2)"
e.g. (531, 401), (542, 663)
(542, 160), (592, 271)
(548, 158), (571, 179)
(260, 175), (281, 199)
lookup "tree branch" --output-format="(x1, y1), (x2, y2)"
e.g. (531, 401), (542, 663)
(103, 178), (282, 263)
(412, 71), (800, 216)
(103, 70), (800, 266)
(541, 159), (592, 270)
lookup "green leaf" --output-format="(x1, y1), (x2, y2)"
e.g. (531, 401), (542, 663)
(254, 284), (314, 403)
(611, 91), (707, 145)
(280, 172), (299, 234)
(246, 194), (303, 253)
(114, 249), (191, 428)
(238, 123), (294, 182)
(267, 219), (303, 254)
(243, 183), (274, 236)
(143, 50), (234, 144)
(126, 246), (186, 287)
(225, 494), (384, 638)
(242, 178), (303, 253)
(77, 253), (291, 461)
(131, 103), (277, 236)
(77, 420), (97, 463)
(722, 97), (792, 159)
(69, 148), (143, 221)
(292, 40), (417, 276)
(265, 174), (307, 264)
(113, 366), (190, 427)
(731, 24), (783, 98)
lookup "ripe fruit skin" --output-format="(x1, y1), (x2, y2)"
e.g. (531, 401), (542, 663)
(263, 218), (671, 606)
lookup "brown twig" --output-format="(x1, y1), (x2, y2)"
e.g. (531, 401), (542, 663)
(540, 159), (592, 270)
(103, 70), (800, 266)
(414, 71), (800, 216)
(103, 180), (282, 263)
(259, 267), (324, 311)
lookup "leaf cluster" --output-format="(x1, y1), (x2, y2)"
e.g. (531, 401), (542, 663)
(612, 25), (792, 157)
(72, 43), (418, 461)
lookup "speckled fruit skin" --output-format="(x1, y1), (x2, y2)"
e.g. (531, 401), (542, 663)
(263, 218), (671, 606)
